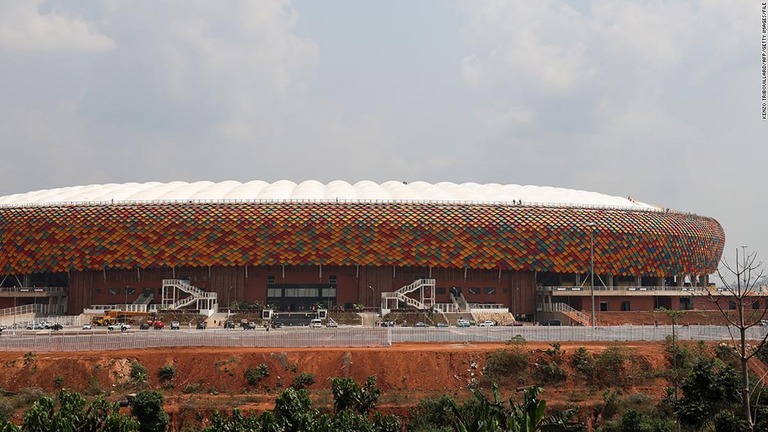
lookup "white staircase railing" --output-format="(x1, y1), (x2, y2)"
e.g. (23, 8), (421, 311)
(133, 293), (154, 305)
(450, 292), (469, 312)
(161, 279), (218, 312)
(380, 279), (436, 315)
(540, 302), (591, 326)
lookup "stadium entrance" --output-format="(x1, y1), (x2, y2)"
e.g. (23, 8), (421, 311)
(266, 283), (337, 311)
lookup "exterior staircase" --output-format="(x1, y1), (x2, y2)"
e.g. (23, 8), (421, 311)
(133, 293), (154, 305)
(540, 302), (591, 326)
(450, 292), (469, 312)
(380, 279), (436, 316)
(161, 279), (218, 315)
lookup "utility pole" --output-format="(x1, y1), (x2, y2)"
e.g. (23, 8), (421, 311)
(586, 222), (596, 327)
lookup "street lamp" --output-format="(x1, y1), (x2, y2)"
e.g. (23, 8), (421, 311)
(228, 285), (233, 316)
(369, 285), (375, 327)
(586, 223), (597, 327)
(369, 285), (374, 307)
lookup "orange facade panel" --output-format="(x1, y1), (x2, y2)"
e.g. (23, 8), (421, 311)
(0, 202), (724, 277)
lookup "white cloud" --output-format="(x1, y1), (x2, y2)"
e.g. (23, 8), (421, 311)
(476, 106), (534, 138)
(460, 0), (595, 93)
(0, 0), (114, 53)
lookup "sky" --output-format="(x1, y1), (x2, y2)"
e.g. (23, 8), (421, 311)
(0, 0), (766, 277)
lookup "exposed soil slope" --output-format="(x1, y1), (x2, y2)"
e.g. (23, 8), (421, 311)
(0, 341), (679, 429)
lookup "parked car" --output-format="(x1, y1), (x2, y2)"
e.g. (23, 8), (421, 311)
(542, 319), (562, 326)
(139, 323), (150, 330)
(224, 320), (236, 329)
(456, 319), (471, 328)
(246, 321), (257, 330)
(414, 322), (429, 328)
(82, 323), (92, 330)
(107, 323), (131, 332)
(196, 321), (208, 329)
(50, 323), (63, 331)
(0, 324), (7, 331)
(380, 320), (395, 327)
(170, 321), (180, 330)
(478, 320), (496, 327)
(435, 322), (449, 328)
(326, 319), (338, 328)
(270, 321), (283, 329)
(309, 319), (323, 328)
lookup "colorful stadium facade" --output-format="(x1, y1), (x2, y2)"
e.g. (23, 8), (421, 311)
(0, 180), (725, 320)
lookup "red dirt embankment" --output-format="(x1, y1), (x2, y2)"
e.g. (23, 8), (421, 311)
(0, 341), (676, 429)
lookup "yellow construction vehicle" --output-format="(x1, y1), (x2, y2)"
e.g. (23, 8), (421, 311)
(91, 315), (117, 326)
(92, 310), (153, 326)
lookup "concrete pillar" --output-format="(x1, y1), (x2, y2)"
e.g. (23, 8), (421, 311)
(677, 274), (684, 287)
(607, 274), (614, 289)
(635, 275), (642, 287)
(656, 277), (665, 288)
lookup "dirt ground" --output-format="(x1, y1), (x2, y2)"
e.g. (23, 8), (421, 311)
(0, 341), (678, 429)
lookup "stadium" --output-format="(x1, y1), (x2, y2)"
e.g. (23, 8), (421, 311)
(0, 180), (724, 325)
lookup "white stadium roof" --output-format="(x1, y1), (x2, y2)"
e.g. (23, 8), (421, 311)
(0, 180), (657, 209)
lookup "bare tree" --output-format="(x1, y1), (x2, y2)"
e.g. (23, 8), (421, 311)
(708, 247), (767, 431)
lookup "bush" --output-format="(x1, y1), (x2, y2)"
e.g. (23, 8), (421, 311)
(533, 343), (568, 384)
(292, 372), (315, 390)
(182, 383), (201, 394)
(407, 395), (457, 432)
(131, 390), (169, 432)
(17, 388), (44, 406)
(0, 398), (14, 424)
(485, 345), (530, 385)
(130, 361), (148, 384)
(245, 363), (269, 386)
(158, 364), (176, 382)
(594, 346), (654, 388)
(571, 347), (595, 381)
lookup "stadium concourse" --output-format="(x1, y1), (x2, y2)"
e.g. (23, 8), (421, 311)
(0, 180), (724, 326)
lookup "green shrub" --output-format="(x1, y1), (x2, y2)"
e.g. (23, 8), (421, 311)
(533, 343), (568, 384)
(407, 395), (456, 432)
(130, 361), (148, 384)
(485, 344), (529, 385)
(158, 364), (176, 382)
(0, 398), (14, 423)
(594, 346), (654, 388)
(17, 387), (44, 406)
(182, 383), (201, 394)
(245, 363), (270, 386)
(292, 372), (315, 390)
(131, 390), (169, 432)
(85, 376), (103, 396)
(571, 347), (595, 381)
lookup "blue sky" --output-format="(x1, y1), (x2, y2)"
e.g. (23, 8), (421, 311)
(0, 0), (765, 276)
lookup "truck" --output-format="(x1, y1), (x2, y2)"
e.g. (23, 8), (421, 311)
(93, 310), (155, 327)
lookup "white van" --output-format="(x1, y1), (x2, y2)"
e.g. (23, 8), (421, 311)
(310, 319), (322, 328)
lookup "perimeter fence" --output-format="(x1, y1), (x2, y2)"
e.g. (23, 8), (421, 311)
(0, 328), (392, 352)
(389, 325), (768, 343)
(0, 325), (764, 353)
